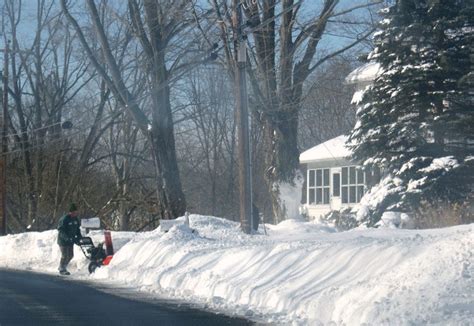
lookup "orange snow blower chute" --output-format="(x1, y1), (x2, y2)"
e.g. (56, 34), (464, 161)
(103, 230), (114, 265)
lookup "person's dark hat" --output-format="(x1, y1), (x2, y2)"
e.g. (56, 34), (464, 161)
(69, 203), (78, 212)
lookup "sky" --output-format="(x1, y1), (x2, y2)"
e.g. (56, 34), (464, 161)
(1, 214), (473, 325)
(1, 0), (382, 56)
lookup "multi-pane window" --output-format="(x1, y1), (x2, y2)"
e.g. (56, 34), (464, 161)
(341, 166), (365, 204)
(308, 169), (330, 204)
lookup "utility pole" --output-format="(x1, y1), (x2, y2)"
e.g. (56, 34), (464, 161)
(233, 0), (252, 234)
(0, 38), (8, 235)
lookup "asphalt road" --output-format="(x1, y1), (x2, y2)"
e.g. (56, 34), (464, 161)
(0, 268), (253, 326)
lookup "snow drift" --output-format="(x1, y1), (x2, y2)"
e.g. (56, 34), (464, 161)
(0, 215), (472, 325)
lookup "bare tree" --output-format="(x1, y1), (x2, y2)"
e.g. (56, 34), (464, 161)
(3, 0), (96, 230)
(60, 0), (217, 219)
(298, 56), (357, 150)
(211, 0), (380, 222)
(176, 66), (238, 218)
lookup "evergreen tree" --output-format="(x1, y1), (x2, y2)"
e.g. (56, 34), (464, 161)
(348, 0), (474, 226)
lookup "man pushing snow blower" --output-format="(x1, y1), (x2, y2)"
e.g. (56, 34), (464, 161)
(57, 204), (114, 275)
(57, 203), (82, 275)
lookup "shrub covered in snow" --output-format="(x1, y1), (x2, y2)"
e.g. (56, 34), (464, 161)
(323, 209), (358, 231)
(354, 156), (474, 227)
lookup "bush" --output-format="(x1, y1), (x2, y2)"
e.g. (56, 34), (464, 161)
(413, 199), (474, 229)
(324, 209), (358, 231)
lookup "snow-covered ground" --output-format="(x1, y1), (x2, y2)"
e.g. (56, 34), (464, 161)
(1, 215), (473, 325)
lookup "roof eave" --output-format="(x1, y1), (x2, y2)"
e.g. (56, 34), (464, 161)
(300, 156), (353, 165)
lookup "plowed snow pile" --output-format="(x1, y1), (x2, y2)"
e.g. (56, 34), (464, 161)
(1, 215), (472, 325)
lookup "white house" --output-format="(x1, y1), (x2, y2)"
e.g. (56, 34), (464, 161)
(299, 135), (367, 219)
(299, 62), (382, 220)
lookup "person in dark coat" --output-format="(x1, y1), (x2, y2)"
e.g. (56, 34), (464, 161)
(57, 203), (82, 275)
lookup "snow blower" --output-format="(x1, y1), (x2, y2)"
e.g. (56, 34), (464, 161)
(78, 231), (114, 273)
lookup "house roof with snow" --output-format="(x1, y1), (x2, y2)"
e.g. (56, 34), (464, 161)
(299, 135), (352, 164)
(345, 62), (382, 84)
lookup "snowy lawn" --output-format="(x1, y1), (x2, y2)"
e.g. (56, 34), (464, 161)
(0, 215), (473, 325)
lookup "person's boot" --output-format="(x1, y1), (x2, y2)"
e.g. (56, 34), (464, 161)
(59, 266), (70, 275)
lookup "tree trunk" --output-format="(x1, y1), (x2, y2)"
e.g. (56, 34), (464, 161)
(145, 0), (186, 219)
(263, 105), (301, 223)
(149, 63), (186, 219)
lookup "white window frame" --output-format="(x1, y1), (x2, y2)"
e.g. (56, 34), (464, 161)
(307, 168), (330, 205)
(340, 166), (366, 204)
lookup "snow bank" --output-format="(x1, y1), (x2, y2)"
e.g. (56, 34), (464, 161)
(1, 215), (473, 325)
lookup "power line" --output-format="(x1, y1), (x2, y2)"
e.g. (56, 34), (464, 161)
(0, 41), (226, 157)
(2, 1), (365, 162)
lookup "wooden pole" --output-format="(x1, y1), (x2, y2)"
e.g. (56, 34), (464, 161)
(0, 39), (8, 235)
(234, 1), (252, 234)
